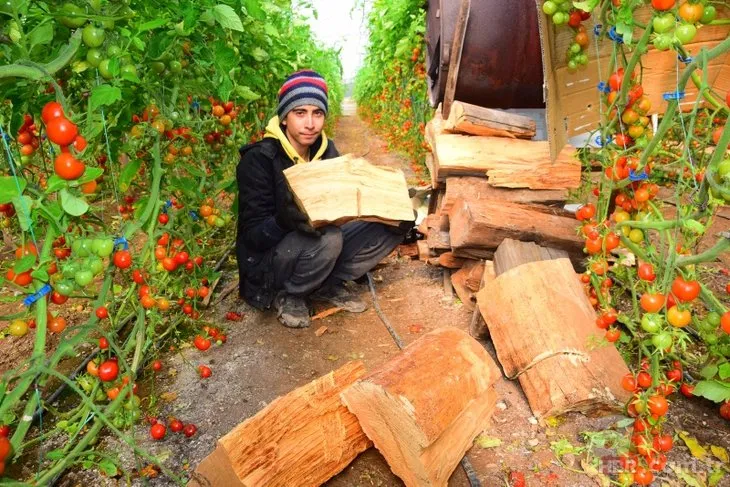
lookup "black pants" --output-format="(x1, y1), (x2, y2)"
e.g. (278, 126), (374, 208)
(271, 221), (404, 297)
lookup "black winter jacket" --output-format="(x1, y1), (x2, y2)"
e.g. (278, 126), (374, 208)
(236, 136), (340, 309)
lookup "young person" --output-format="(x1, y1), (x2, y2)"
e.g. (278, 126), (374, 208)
(236, 70), (412, 328)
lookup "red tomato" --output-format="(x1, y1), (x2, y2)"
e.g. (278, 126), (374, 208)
(152, 360), (163, 372)
(132, 269), (145, 284)
(651, 0), (675, 10)
(99, 337), (109, 350)
(0, 425), (9, 438)
(605, 328), (621, 342)
(654, 434), (673, 452)
(198, 365), (212, 378)
(95, 306), (108, 319)
(98, 360), (119, 382)
(671, 276), (700, 302)
(640, 293), (665, 313)
(150, 423), (167, 440)
(183, 423), (198, 438)
(648, 394), (669, 417)
(193, 335), (211, 351)
(113, 250), (132, 269)
(720, 311), (730, 334)
(637, 371), (652, 389)
(621, 373), (637, 392)
(637, 263), (656, 282)
(46, 117), (78, 146)
(170, 419), (184, 433)
(0, 437), (10, 461)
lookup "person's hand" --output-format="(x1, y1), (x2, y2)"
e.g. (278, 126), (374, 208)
(276, 192), (320, 236)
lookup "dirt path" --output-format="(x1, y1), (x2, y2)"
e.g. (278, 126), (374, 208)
(60, 102), (730, 487)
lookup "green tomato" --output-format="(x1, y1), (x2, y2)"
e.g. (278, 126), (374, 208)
(570, 42), (581, 54)
(168, 60), (182, 74)
(577, 53), (588, 65)
(558, 1), (571, 12)
(55, 280), (74, 296)
(701, 5), (717, 24)
(80, 239), (93, 257)
(717, 159), (730, 179)
(86, 48), (104, 67)
(121, 64), (138, 78)
(705, 332), (719, 345)
(675, 23), (697, 44)
(653, 33), (673, 51)
(98, 59), (114, 79)
(651, 332), (673, 350)
(542, 2), (558, 16)
(708, 311), (722, 327)
(641, 313), (662, 333)
(82, 25), (105, 48)
(74, 270), (94, 287)
(124, 394), (141, 410)
(106, 45), (122, 57)
(652, 13), (675, 34)
(88, 257), (104, 275)
(150, 62), (166, 74)
(567, 59), (578, 71)
(95, 239), (114, 257)
(129, 409), (141, 423)
(58, 3), (87, 28)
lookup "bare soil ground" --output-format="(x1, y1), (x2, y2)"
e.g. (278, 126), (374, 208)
(6, 99), (730, 486)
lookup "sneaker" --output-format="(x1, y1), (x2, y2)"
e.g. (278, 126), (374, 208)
(274, 292), (310, 328)
(311, 284), (368, 313)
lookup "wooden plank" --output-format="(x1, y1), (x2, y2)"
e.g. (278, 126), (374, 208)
(340, 328), (500, 487)
(476, 250), (631, 419)
(440, 176), (567, 216)
(442, 0), (471, 120)
(448, 198), (584, 262)
(437, 252), (467, 269)
(430, 131), (581, 189)
(189, 362), (371, 487)
(493, 239), (569, 276)
(469, 260), (495, 339)
(444, 101), (537, 139)
(284, 155), (414, 228)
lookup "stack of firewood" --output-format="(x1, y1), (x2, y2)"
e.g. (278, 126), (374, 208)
(417, 101), (587, 310)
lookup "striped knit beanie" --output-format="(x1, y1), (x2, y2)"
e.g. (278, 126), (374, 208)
(277, 70), (329, 119)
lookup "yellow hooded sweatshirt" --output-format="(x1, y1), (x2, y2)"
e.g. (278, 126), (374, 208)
(263, 116), (329, 164)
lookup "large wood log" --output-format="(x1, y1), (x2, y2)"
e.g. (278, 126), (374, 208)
(476, 241), (631, 419)
(427, 114), (580, 189)
(469, 260), (496, 339)
(440, 176), (567, 216)
(448, 197), (584, 262)
(340, 328), (500, 487)
(444, 101), (536, 139)
(284, 155), (414, 228)
(188, 362), (371, 487)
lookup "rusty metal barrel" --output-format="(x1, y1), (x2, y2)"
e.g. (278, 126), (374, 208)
(425, 0), (545, 109)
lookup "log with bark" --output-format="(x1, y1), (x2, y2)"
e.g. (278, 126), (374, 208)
(188, 361), (371, 487)
(440, 176), (567, 216)
(449, 260), (485, 311)
(475, 239), (631, 419)
(426, 113), (580, 189)
(284, 155), (414, 228)
(444, 101), (537, 139)
(448, 197), (584, 264)
(340, 328), (500, 487)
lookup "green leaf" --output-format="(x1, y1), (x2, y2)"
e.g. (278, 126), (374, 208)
(210, 4), (244, 31)
(719, 363), (730, 381)
(234, 85), (260, 103)
(89, 84), (122, 111)
(0, 176), (26, 204)
(572, 0), (600, 12)
(701, 364), (719, 379)
(75, 167), (104, 185)
(12, 195), (33, 231)
(108, 58), (121, 77)
(31, 268), (49, 282)
(13, 255), (36, 274)
(98, 458), (118, 476)
(169, 176), (197, 197)
(59, 188), (89, 217)
(243, 0), (265, 20)
(251, 47), (268, 62)
(186, 164), (206, 178)
(183, 6), (200, 29)
(138, 18), (168, 32)
(45, 449), (65, 461)
(217, 76), (233, 102)
(709, 469), (726, 487)
(693, 380), (730, 403)
(119, 159), (142, 192)
(148, 33), (173, 59)
(264, 23), (279, 39)
(213, 41), (237, 73)
(131, 37), (146, 51)
(28, 22), (54, 50)
(474, 434), (502, 448)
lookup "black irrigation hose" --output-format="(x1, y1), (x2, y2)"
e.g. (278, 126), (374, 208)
(365, 272), (481, 487)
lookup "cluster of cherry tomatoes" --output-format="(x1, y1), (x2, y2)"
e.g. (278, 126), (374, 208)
(16, 114), (40, 159)
(42, 102), (88, 181)
(149, 416), (197, 441)
(605, 71), (654, 149)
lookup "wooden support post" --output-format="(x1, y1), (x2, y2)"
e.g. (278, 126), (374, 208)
(442, 0), (471, 120)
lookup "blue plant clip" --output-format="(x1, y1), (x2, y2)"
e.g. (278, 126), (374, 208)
(593, 24), (602, 36)
(191, 99), (200, 110)
(1, 132), (11, 143)
(164, 200), (173, 209)
(629, 169), (649, 181)
(677, 53), (693, 64)
(608, 26), (624, 44)
(597, 82), (611, 94)
(24, 284), (52, 307)
(113, 236), (129, 250)
(189, 210), (199, 222)
(662, 90), (686, 101)
(595, 135), (613, 147)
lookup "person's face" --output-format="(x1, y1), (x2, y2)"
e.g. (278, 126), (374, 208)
(282, 105), (326, 150)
